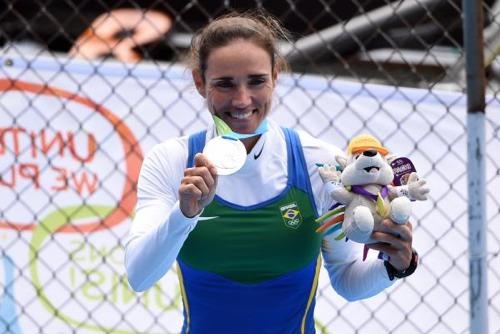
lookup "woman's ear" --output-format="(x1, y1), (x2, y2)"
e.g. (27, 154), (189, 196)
(192, 69), (206, 98)
(272, 68), (278, 87)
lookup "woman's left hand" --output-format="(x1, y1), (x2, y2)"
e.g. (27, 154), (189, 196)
(366, 219), (413, 271)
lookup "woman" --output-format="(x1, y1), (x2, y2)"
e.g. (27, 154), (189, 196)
(124, 11), (416, 334)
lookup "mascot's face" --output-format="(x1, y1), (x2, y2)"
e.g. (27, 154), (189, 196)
(340, 149), (393, 186)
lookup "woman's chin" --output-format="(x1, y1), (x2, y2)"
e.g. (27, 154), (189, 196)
(225, 119), (260, 134)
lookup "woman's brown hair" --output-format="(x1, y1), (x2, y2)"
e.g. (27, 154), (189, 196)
(187, 10), (290, 80)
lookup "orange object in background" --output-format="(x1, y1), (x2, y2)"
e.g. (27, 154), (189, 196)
(69, 8), (172, 62)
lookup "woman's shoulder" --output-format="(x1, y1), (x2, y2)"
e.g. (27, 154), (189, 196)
(142, 136), (190, 171)
(294, 129), (345, 164)
(143, 125), (214, 168)
(136, 136), (189, 196)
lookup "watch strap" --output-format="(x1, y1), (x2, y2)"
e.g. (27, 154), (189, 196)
(384, 249), (419, 281)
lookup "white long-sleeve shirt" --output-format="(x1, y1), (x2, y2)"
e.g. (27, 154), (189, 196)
(124, 120), (393, 299)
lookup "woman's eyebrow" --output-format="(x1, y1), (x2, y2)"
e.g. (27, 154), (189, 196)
(212, 76), (233, 81)
(248, 74), (269, 79)
(211, 74), (269, 82)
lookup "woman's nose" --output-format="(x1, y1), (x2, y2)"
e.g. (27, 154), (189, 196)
(232, 86), (251, 108)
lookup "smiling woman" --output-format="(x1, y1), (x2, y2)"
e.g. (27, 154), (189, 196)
(193, 39), (275, 150)
(187, 13), (289, 152)
(124, 10), (418, 334)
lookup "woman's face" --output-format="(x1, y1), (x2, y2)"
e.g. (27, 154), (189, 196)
(193, 38), (277, 134)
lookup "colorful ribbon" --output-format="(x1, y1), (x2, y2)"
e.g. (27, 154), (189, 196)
(212, 115), (268, 140)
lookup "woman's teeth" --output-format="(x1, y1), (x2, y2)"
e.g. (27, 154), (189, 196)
(230, 111), (253, 119)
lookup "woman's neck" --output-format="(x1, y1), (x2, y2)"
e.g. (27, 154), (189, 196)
(241, 135), (261, 153)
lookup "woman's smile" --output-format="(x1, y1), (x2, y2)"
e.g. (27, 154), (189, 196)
(194, 38), (276, 136)
(228, 110), (254, 120)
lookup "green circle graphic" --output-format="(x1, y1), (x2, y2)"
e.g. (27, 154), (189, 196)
(29, 205), (181, 334)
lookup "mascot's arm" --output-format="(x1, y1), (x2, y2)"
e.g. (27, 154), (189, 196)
(319, 165), (354, 204)
(388, 172), (429, 201)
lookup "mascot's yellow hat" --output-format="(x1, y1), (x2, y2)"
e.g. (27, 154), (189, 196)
(347, 134), (389, 156)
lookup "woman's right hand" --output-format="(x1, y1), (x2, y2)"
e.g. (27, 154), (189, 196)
(179, 153), (218, 217)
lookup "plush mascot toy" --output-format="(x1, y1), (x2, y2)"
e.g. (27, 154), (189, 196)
(317, 134), (429, 245)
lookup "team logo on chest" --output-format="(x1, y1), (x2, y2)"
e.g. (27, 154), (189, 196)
(280, 202), (303, 229)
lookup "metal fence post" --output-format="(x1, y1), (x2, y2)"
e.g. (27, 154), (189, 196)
(463, 1), (489, 333)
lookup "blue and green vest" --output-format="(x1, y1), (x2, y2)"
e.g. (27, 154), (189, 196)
(178, 128), (322, 334)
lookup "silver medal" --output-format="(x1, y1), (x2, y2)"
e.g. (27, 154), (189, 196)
(203, 136), (247, 175)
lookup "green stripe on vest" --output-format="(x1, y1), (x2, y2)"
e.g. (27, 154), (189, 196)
(178, 187), (321, 284)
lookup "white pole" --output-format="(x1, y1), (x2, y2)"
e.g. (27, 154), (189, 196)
(467, 112), (488, 334)
(463, 1), (489, 333)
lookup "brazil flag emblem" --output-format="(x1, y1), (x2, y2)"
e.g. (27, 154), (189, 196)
(280, 202), (303, 229)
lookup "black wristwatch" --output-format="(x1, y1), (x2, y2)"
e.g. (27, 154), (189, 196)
(384, 249), (419, 281)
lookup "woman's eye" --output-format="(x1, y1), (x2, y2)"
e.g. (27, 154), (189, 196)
(249, 78), (265, 86)
(215, 81), (234, 88)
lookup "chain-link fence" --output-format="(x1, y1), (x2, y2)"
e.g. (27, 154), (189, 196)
(1, 1), (499, 333)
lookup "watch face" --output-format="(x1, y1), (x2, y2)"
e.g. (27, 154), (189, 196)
(203, 136), (246, 175)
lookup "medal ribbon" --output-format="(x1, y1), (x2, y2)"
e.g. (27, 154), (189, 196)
(212, 115), (268, 140)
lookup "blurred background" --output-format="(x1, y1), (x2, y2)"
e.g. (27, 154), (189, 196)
(4, 0), (500, 87)
(1, 1), (499, 333)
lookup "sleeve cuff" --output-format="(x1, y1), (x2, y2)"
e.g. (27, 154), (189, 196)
(169, 202), (201, 236)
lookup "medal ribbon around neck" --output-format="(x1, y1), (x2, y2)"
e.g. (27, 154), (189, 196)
(201, 116), (268, 176)
(212, 115), (269, 140)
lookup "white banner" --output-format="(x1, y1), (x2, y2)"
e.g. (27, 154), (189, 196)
(1, 53), (499, 333)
